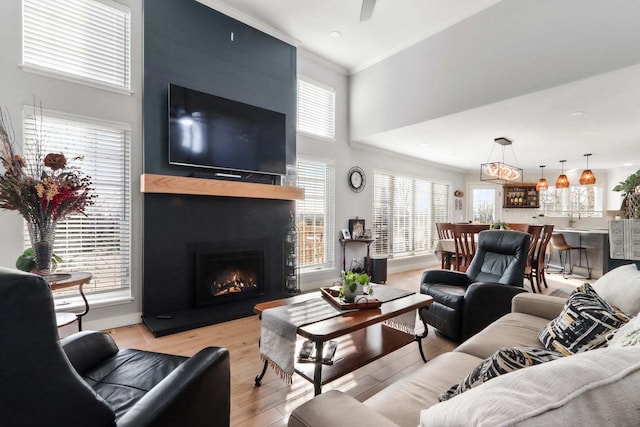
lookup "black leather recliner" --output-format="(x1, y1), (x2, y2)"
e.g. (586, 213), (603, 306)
(0, 267), (231, 427)
(420, 230), (530, 343)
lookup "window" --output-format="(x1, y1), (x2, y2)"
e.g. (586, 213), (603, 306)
(297, 77), (335, 141)
(539, 186), (602, 217)
(470, 186), (497, 223)
(23, 109), (131, 298)
(372, 171), (450, 256)
(22, 0), (131, 90)
(295, 158), (335, 270)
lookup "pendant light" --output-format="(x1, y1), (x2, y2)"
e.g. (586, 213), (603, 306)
(536, 165), (549, 191)
(556, 160), (570, 189)
(579, 153), (596, 185)
(480, 137), (523, 184)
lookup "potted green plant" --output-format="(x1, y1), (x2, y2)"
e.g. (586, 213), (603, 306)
(339, 270), (372, 303)
(612, 169), (640, 218)
(490, 221), (510, 230)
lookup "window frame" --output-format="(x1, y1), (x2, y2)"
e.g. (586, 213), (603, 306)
(22, 106), (132, 302)
(295, 156), (336, 272)
(296, 75), (336, 142)
(539, 185), (603, 217)
(372, 169), (450, 258)
(21, 0), (132, 93)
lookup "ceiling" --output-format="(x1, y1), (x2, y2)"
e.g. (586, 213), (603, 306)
(204, 0), (640, 175)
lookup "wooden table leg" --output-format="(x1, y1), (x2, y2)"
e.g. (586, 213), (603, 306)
(313, 341), (324, 396)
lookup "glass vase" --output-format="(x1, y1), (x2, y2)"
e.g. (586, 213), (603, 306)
(27, 220), (57, 276)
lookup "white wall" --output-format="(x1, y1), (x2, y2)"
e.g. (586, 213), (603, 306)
(0, 0), (143, 331)
(297, 51), (465, 291)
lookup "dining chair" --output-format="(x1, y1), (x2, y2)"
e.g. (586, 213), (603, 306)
(530, 224), (555, 291)
(436, 223), (456, 269)
(507, 223), (530, 232)
(452, 223), (490, 272)
(523, 225), (542, 292)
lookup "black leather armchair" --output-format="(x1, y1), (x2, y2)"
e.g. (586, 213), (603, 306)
(0, 267), (230, 427)
(420, 230), (530, 342)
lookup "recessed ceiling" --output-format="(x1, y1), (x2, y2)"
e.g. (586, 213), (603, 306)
(203, 0), (640, 174)
(206, 0), (502, 73)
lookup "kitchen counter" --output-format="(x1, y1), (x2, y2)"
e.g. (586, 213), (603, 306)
(554, 228), (609, 235)
(549, 228), (609, 279)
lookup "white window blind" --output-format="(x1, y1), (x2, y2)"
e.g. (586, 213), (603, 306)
(23, 109), (131, 297)
(372, 171), (450, 256)
(23, 0), (131, 90)
(295, 158), (335, 270)
(297, 77), (335, 141)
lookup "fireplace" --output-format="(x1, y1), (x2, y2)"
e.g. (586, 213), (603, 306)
(195, 250), (265, 306)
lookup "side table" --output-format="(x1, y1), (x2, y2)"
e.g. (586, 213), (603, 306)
(339, 238), (375, 272)
(48, 272), (92, 331)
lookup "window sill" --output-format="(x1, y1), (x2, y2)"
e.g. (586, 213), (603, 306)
(54, 290), (133, 312)
(21, 63), (133, 95)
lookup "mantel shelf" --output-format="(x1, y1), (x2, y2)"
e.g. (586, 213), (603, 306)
(141, 174), (304, 201)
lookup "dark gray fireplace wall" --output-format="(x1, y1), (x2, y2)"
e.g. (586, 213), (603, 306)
(142, 0), (297, 335)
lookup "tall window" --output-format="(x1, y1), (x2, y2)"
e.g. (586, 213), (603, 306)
(372, 171), (450, 256)
(539, 186), (602, 217)
(22, 0), (131, 90)
(470, 187), (496, 223)
(297, 76), (335, 141)
(23, 109), (131, 297)
(295, 158), (335, 270)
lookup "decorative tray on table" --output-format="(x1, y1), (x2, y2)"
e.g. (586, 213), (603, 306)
(320, 287), (382, 310)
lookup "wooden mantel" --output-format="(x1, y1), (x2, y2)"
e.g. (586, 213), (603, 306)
(141, 174), (304, 201)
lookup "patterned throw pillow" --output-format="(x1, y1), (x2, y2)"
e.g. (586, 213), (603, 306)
(538, 283), (632, 355)
(439, 347), (563, 401)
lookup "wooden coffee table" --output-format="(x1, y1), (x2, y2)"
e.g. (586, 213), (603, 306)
(254, 290), (433, 395)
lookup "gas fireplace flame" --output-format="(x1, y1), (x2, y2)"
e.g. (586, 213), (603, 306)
(211, 269), (258, 296)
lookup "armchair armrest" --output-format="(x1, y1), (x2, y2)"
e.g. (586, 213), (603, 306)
(511, 293), (567, 320)
(117, 346), (230, 427)
(289, 390), (398, 427)
(420, 269), (471, 289)
(461, 282), (527, 340)
(60, 331), (119, 375)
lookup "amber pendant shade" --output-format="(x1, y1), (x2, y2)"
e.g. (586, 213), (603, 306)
(556, 160), (570, 188)
(536, 165), (549, 191)
(579, 154), (596, 185)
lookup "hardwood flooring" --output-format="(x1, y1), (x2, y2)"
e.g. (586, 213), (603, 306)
(106, 266), (579, 426)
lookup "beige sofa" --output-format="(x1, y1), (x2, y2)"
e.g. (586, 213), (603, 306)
(289, 291), (640, 427)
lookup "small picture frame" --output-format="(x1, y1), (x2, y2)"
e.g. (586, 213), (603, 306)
(363, 229), (372, 239)
(341, 229), (351, 239)
(349, 218), (365, 239)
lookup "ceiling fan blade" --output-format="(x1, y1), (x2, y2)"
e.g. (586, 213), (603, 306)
(360, 0), (377, 21)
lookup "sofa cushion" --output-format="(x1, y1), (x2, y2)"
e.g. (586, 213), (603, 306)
(363, 351), (481, 427)
(538, 283), (632, 355)
(82, 349), (186, 420)
(592, 263), (640, 315)
(455, 312), (549, 359)
(440, 347), (563, 401)
(607, 312), (640, 348)
(419, 347), (640, 427)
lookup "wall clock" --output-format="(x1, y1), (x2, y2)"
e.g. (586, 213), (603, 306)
(348, 166), (366, 193)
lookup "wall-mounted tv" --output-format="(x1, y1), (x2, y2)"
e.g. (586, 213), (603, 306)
(169, 84), (286, 176)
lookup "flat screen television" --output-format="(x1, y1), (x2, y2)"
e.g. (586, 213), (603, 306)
(168, 84), (286, 176)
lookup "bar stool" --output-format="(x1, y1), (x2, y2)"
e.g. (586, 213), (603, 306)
(550, 233), (590, 279)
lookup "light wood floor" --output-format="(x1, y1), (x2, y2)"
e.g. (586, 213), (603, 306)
(106, 267), (579, 427)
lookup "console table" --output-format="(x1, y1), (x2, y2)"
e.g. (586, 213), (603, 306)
(339, 238), (375, 272)
(48, 272), (92, 330)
